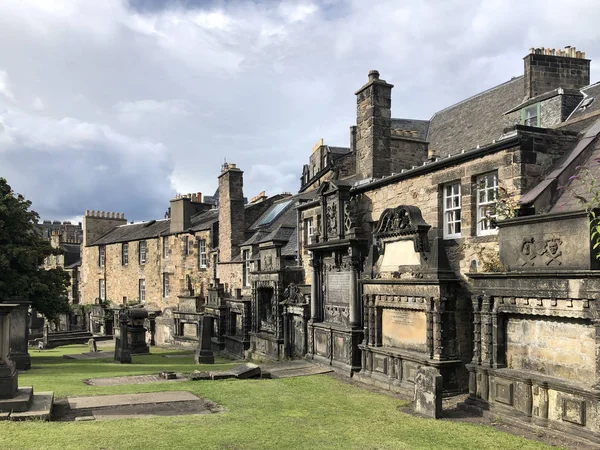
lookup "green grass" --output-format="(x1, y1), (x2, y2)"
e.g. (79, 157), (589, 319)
(0, 345), (551, 450)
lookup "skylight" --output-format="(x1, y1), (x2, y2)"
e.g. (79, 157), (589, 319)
(257, 200), (292, 226)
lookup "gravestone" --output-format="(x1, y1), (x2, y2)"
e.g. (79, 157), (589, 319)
(0, 305), (18, 400)
(88, 338), (97, 353)
(228, 363), (261, 379)
(3, 298), (31, 370)
(114, 309), (132, 364)
(413, 366), (442, 419)
(194, 315), (214, 364)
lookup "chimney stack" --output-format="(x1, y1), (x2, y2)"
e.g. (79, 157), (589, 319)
(218, 163), (245, 262)
(524, 46), (590, 99)
(354, 70), (394, 179)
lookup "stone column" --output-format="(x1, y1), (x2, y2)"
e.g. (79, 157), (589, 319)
(432, 297), (445, 361)
(3, 298), (31, 370)
(349, 263), (359, 327)
(480, 295), (493, 368)
(282, 309), (291, 358)
(310, 256), (319, 321)
(471, 296), (481, 365)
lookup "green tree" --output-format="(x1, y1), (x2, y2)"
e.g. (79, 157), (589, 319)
(0, 177), (70, 319)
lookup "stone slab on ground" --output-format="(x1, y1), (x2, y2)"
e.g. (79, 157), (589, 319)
(0, 411), (10, 421)
(84, 373), (187, 387)
(268, 365), (333, 379)
(9, 392), (54, 421)
(228, 363), (261, 379)
(163, 353), (194, 359)
(63, 351), (114, 360)
(0, 387), (33, 413)
(67, 391), (200, 410)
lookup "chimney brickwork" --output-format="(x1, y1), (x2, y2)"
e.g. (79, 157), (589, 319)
(82, 210), (126, 247)
(355, 70), (394, 179)
(218, 163), (245, 262)
(524, 47), (590, 99)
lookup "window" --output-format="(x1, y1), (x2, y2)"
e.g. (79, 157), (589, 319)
(305, 218), (314, 245)
(139, 240), (147, 265)
(139, 279), (146, 303)
(443, 182), (461, 239)
(198, 239), (207, 268)
(98, 245), (105, 268)
(98, 279), (105, 301)
(122, 243), (129, 266)
(184, 236), (191, 256)
(242, 249), (250, 287)
(162, 236), (169, 259)
(163, 273), (170, 298)
(476, 172), (499, 236)
(522, 104), (540, 127)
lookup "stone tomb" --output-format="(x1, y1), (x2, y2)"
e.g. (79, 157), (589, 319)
(0, 304), (53, 420)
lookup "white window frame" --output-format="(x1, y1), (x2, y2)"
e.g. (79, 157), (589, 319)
(163, 273), (170, 298)
(139, 240), (147, 265)
(99, 279), (105, 301)
(476, 172), (499, 236)
(198, 239), (207, 268)
(443, 182), (462, 239)
(305, 218), (314, 245)
(122, 243), (128, 266)
(139, 279), (146, 303)
(98, 245), (105, 268)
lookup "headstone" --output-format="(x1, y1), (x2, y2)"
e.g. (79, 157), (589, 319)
(413, 366), (443, 419)
(3, 299), (31, 370)
(194, 315), (215, 364)
(228, 363), (261, 379)
(0, 305), (18, 400)
(114, 309), (132, 364)
(188, 371), (211, 381)
(88, 338), (97, 353)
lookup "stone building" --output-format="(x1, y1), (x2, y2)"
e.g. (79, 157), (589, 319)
(77, 45), (600, 439)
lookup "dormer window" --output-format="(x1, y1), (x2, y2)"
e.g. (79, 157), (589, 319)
(522, 104), (540, 127)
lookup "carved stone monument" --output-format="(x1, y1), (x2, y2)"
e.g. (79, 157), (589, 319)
(0, 304), (54, 420)
(195, 315), (215, 364)
(114, 308), (132, 364)
(3, 298), (31, 370)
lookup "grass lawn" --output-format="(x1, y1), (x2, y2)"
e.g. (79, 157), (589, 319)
(0, 345), (552, 450)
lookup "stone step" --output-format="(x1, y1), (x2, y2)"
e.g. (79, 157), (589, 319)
(0, 387), (33, 413)
(9, 392), (54, 421)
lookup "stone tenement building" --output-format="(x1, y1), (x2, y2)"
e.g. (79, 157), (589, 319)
(80, 46), (600, 440)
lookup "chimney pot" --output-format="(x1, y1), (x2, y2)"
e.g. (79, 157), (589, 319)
(368, 70), (380, 81)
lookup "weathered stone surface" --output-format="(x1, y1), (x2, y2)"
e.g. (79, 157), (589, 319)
(67, 391), (199, 409)
(88, 338), (97, 353)
(189, 371), (211, 381)
(194, 315), (214, 364)
(413, 366), (442, 419)
(228, 363), (261, 379)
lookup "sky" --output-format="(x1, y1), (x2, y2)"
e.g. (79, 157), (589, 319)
(0, 0), (599, 223)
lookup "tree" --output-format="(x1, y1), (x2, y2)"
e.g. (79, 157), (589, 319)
(0, 177), (70, 319)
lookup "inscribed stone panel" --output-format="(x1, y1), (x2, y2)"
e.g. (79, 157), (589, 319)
(506, 317), (595, 383)
(380, 241), (420, 271)
(326, 271), (351, 306)
(382, 309), (427, 352)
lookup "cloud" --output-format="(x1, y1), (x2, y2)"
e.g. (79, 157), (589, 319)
(0, 71), (14, 101)
(0, 0), (600, 222)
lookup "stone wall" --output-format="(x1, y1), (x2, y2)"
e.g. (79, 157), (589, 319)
(524, 49), (590, 99)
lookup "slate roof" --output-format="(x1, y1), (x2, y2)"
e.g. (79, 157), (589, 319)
(90, 219), (170, 246)
(391, 118), (429, 141)
(567, 82), (600, 121)
(427, 76), (525, 157)
(61, 242), (81, 267)
(189, 209), (219, 232)
(328, 146), (350, 155)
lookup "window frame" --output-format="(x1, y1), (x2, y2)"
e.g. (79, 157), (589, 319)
(122, 243), (129, 266)
(98, 245), (105, 268)
(521, 103), (540, 127)
(162, 273), (170, 298)
(476, 172), (499, 236)
(139, 279), (146, 303)
(242, 249), (250, 287)
(198, 239), (207, 269)
(443, 182), (462, 239)
(184, 236), (191, 256)
(305, 217), (314, 245)
(162, 236), (169, 259)
(98, 279), (105, 301)
(139, 240), (147, 265)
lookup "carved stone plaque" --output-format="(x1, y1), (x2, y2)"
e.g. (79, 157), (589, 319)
(381, 309), (427, 351)
(326, 271), (351, 305)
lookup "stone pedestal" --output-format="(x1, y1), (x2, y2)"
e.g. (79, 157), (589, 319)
(114, 309), (132, 364)
(3, 298), (31, 370)
(195, 315), (215, 364)
(414, 366), (443, 419)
